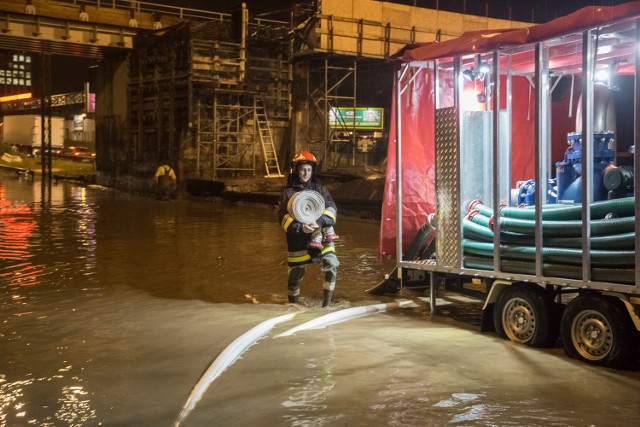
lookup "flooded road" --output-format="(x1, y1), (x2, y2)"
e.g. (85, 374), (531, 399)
(1, 174), (639, 426)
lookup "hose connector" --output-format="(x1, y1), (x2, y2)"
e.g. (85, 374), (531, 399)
(466, 209), (481, 221)
(488, 215), (496, 231)
(427, 212), (437, 229)
(468, 199), (484, 212)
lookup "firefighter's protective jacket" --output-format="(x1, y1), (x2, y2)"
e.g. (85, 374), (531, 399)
(278, 177), (337, 266)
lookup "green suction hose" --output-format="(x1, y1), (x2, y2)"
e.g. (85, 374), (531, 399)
(498, 215), (635, 237)
(405, 222), (435, 260)
(463, 218), (635, 249)
(467, 211), (492, 228)
(462, 255), (635, 284)
(470, 202), (493, 217)
(463, 239), (635, 266)
(500, 197), (635, 220)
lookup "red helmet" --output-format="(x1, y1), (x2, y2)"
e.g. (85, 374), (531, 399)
(290, 150), (317, 173)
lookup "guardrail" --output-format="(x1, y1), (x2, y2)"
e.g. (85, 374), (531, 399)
(61, 0), (230, 21)
(1, 90), (88, 113)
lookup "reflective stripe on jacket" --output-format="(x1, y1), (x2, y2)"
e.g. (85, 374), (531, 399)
(278, 179), (337, 266)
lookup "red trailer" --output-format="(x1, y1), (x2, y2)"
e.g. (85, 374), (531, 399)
(380, 3), (640, 368)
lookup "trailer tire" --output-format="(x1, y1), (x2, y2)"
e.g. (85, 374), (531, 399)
(560, 295), (635, 369)
(494, 285), (556, 347)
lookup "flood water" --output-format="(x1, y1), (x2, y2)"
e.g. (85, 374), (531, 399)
(1, 173), (640, 427)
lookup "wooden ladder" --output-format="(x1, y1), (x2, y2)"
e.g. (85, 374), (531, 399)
(254, 97), (283, 177)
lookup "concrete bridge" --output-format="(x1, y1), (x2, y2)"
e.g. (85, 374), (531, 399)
(0, 0), (232, 57)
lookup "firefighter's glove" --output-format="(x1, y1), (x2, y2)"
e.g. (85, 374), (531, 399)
(318, 215), (333, 228)
(302, 223), (319, 234)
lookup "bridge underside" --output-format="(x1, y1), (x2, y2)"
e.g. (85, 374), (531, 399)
(0, 32), (127, 58)
(0, 9), (134, 58)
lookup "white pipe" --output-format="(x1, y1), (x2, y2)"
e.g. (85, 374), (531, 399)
(569, 74), (575, 118)
(175, 312), (298, 426)
(274, 300), (414, 338)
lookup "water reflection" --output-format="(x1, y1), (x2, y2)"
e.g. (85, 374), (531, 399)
(55, 384), (96, 425)
(282, 335), (338, 426)
(0, 184), (45, 302)
(1, 175), (640, 427)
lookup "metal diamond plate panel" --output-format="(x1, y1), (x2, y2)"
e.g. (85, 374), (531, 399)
(435, 107), (460, 267)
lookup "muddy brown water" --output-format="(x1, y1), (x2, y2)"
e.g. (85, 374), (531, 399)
(1, 174), (639, 427)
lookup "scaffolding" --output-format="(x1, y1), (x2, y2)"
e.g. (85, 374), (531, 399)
(127, 5), (291, 180)
(196, 93), (255, 178)
(190, 10), (290, 179)
(305, 56), (357, 169)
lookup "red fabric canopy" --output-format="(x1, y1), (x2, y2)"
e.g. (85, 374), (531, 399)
(394, 3), (640, 62)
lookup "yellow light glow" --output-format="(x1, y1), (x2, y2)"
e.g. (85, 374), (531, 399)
(0, 92), (32, 102)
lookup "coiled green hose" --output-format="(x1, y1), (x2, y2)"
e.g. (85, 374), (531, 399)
(463, 255), (635, 284)
(405, 222), (435, 260)
(438, 196), (636, 284)
(470, 202), (493, 217)
(498, 215), (635, 237)
(500, 197), (635, 220)
(467, 211), (492, 228)
(463, 239), (635, 266)
(463, 218), (635, 249)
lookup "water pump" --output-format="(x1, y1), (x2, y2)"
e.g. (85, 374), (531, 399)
(554, 131), (616, 203)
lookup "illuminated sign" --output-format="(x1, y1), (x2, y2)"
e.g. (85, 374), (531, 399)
(329, 107), (384, 129)
(0, 92), (32, 102)
(73, 114), (85, 131)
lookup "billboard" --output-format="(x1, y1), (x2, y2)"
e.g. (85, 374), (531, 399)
(328, 107), (384, 130)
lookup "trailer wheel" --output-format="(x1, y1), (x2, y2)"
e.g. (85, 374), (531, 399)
(560, 295), (635, 369)
(494, 285), (555, 347)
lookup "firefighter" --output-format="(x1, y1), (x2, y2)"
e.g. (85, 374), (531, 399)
(152, 164), (177, 200)
(278, 151), (339, 307)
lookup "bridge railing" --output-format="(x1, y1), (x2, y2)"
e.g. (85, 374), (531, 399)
(60, 0), (230, 21)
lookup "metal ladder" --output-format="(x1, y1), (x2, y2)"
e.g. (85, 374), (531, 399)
(254, 96), (283, 177)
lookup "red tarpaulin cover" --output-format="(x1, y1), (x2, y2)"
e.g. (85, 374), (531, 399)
(379, 2), (640, 261)
(393, 3), (640, 63)
(378, 66), (436, 261)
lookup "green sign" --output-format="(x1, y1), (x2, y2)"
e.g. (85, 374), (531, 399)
(328, 107), (384, 130)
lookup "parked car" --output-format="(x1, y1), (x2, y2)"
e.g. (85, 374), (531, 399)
(31, 145), (63, 156)
(65, 146), (95, 158)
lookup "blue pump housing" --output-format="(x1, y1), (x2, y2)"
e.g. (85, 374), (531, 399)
(516, 179), (558, 205)
(515, 132), (616, 206)
(554, 132), (615, 203)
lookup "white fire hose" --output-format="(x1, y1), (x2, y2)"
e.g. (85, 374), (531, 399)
(287, 190), (325, 223)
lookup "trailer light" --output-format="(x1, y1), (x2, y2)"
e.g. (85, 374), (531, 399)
(477, 62), (491, 74)
(595, 68), (609, 83)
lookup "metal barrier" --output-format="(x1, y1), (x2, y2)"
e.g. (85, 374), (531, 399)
(61, 0), (230, 21)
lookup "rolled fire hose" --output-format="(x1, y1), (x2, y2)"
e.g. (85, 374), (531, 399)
(287, 190), (325, 223)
